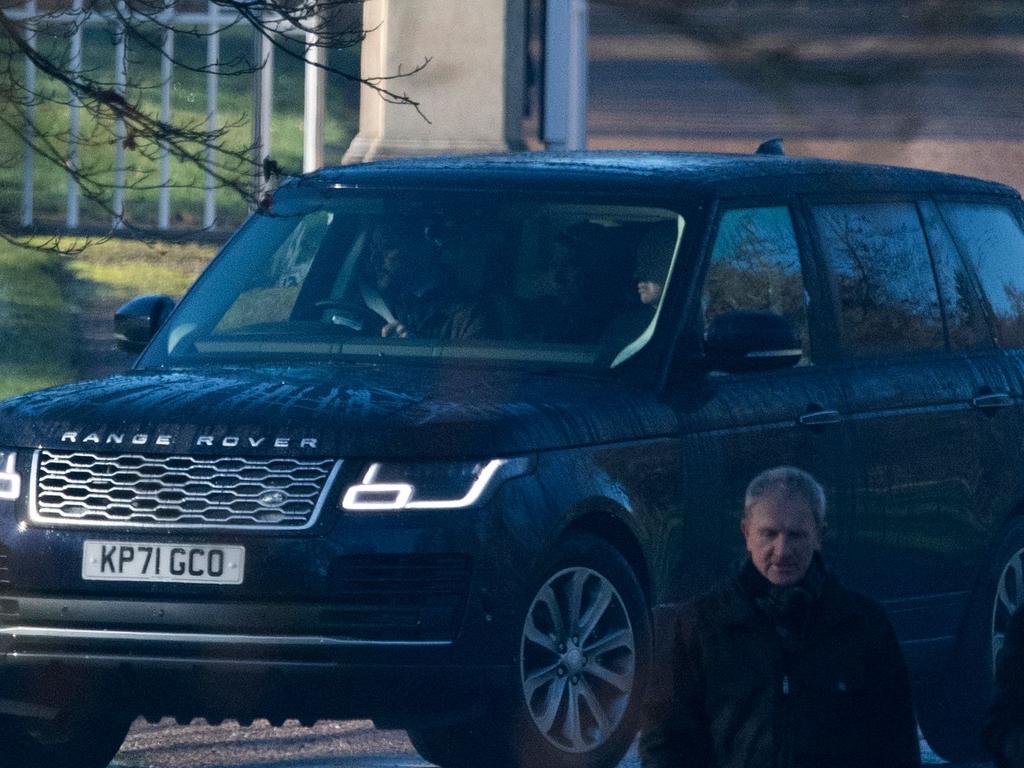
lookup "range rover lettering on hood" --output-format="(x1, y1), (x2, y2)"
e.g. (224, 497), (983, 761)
(59, 432), (319, 449)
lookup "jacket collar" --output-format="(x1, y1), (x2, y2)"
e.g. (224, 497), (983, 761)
(721, 555), (855, 631)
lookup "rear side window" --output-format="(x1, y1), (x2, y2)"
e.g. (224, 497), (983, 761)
(702, 206), (809, 362)
(939, 202), (1024, 348)
(919, 201), (991, 350)
(812, 202), (944, 356)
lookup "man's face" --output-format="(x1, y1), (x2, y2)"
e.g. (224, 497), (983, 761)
(637, 280), (662, 305)
(373, 231), (421, 293)
(741, 490), (822, 586)
(375, 245), (403, 291)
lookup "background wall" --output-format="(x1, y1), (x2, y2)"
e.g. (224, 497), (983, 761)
(588, 1), (1024, 192)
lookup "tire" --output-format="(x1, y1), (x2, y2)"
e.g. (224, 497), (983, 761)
(406, 534), (651, 768)
(0, 705), (133, 768)
(406, 720), (502, 768)
(918, 518), (1024, 761)
(510, 534), (651, 768)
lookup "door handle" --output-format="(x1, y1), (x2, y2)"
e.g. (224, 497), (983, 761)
(798, 409), (842, 427)
(972, 392), (1014, 410)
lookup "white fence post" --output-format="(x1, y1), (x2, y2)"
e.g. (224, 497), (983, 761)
(303, 5), (324, 173)
(67, 0), (83, 228)
(252, 12), (273, 204)
(158, 0), (174, 230)
(543, 0), (588, 151)
(111, 0), (127, 229)
(20, 0), (36, 228)
(203, 0), (220, 229)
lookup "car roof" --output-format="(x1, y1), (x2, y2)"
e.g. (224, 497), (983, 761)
(291, 151), (1018, 200)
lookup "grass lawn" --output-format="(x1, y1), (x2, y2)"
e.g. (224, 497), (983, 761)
(66, 237), (214, 301)
(0, 237), (216, 399)
(1, 16), (356, 394)
(0, 21), (359, 232)
(0, 242), (77, 399)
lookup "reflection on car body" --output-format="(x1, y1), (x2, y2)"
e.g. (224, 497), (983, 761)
(1, 150), (1024, 767)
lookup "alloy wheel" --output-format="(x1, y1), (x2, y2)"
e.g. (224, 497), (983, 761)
(519, 566), (636, 754)
(992, 547), (1024, 675)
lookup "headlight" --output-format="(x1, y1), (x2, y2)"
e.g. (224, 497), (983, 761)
(341, 457), (532, 511)
(0, 451), (21, 501)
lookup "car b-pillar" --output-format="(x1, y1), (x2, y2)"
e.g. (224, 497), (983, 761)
(342, 0), (529, 162)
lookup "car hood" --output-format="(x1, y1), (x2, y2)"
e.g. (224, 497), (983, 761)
(0, 366), (677, 458)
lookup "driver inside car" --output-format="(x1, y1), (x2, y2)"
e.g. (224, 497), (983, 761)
(367, 221), (495, 341)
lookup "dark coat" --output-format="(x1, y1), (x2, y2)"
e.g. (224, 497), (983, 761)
(985, 606), (1024, 768)
(639, 563), (920, 768)
(387, 281), (495, 340)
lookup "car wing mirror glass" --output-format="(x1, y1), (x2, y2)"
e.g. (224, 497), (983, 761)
(115, 294), (176, 353)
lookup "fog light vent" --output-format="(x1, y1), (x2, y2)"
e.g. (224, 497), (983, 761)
(323, 554), (473, 641)
(0, 545), (10, 589)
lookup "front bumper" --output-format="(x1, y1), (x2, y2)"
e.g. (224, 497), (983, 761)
(0, 595), (516, 723)
(0, 594), (467, 658)
(0, 475), (543, 725)
(0, 592), (514, 725)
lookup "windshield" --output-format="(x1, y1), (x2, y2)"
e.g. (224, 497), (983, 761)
(140, 190), (684, 370)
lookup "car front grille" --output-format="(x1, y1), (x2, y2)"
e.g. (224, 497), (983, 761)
(30, 450), (340, 530)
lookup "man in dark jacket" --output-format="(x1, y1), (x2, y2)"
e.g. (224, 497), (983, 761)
(639, 466), (920, 768)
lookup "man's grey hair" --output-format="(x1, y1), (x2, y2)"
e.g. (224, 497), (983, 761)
(743, 466), (826, 528)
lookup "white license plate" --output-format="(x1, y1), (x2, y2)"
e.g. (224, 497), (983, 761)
(82, 541), (245, 585)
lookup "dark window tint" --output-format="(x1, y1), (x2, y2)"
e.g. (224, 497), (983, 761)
(813, 202), (943, 356)
(939, 202), (1024, 348)
(919, 201), (991, 350)
(702, 206), (809, 361)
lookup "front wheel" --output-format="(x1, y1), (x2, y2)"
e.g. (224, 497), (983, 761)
(513, 535), (651, 768)
(0, 705), (132, 768)
(918, 518), (1024, 761)
(407, 534), (651, 768)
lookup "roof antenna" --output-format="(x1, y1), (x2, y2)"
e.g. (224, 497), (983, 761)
(755, 137), (785, 156)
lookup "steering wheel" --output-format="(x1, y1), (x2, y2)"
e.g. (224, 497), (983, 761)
(314, 300), (372, 332)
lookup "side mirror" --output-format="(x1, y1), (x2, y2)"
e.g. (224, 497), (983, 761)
(704, 310), (802, 373)
(114, 294), (175, 353)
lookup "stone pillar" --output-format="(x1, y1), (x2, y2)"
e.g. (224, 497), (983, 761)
(342, 0), (527, 163)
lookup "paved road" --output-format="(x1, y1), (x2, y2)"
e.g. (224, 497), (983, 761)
(112, 719), (429, 768)
(109, 719), (638, 768)
(108, 718), (987, 768)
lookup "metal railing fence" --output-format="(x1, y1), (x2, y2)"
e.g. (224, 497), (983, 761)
(5, 0), (325, 231)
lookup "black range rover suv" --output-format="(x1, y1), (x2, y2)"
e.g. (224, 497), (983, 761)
(1, 150), (1024, 767)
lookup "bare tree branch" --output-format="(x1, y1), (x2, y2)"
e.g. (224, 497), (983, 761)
(0, 0), (427, 247)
